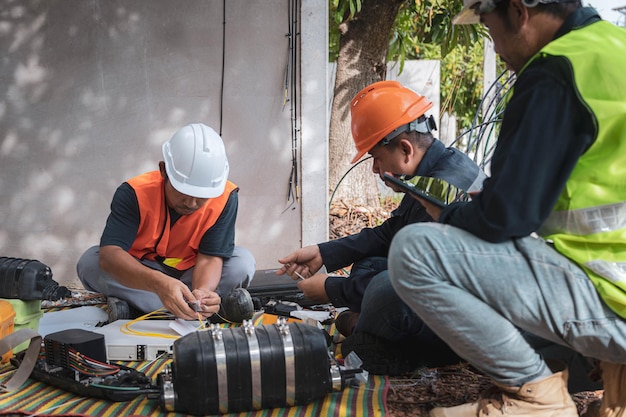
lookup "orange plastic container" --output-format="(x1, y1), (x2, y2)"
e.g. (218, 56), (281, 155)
(1, 299), (43, 352)
(0, 300), (16, 363)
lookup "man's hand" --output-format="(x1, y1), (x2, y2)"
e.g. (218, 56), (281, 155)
(297, 273), (330, 303)
(277, 245), (324, 280)
(188, 253), (223, 319)
(154, 277), (203, 320)
(100, 245), (205, 320)
(157, 279), (221, 321)
(414, 196), (443, 221)
(191, 288), (221, 318)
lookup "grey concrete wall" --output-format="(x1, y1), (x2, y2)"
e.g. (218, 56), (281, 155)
(0, 0), (328, 286)
(301, 0), (330, 248)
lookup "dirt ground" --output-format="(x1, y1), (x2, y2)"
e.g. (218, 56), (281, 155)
(384, 365), (602, 416)
(328, 200), (603, 416)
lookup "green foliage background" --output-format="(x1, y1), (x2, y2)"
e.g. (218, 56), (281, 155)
(329, 0), (508, 136)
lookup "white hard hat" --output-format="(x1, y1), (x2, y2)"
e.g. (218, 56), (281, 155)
(162, 123), (230, 198)
(453, 0), (493, 25)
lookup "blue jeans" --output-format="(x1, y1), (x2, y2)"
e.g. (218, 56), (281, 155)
(77, 245), (256, 313)
(348, 256), (448, 341)
(355, 261), (449, 341)
(356, 265), (462, 367)
(388, 223), (626, 387)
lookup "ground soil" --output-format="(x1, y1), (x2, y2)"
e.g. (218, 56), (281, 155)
(384, 365), (602, 416)
(328, 200), (603, 416)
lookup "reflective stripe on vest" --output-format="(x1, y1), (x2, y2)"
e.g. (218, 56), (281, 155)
(585, 260), (626, 284)
(539, 201), (626, 236)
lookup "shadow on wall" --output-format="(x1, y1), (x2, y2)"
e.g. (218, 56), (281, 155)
(0, 1), (227, 285)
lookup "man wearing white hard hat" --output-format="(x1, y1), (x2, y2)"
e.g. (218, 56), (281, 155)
(77, 123), (255, 322)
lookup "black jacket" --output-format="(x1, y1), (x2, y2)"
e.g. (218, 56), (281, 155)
(440, 8), (600, 242)
(321, 139), (486, 309)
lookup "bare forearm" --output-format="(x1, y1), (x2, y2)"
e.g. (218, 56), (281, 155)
(99, 245), (169, 293)
(192, 254), (223, 292)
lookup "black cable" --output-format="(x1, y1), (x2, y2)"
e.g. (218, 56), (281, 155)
(461, 69), (509, 153)
(328, 157), (372, 208)
(284, 0), (300, 209)
(291, 0), (299, 200)
(450, 70), (515, 169)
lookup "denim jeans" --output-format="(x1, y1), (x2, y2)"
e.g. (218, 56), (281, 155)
(334, 256), (389, 312)
(388, 222), (626, 387)
(356, 265), (462, 367)
(356, 264), (446, 341)
(77, 245), (255, 313)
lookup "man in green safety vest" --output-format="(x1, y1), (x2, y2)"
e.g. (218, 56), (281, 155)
(387, 1), (626, 416)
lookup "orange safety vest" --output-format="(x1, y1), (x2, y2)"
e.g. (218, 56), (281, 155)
(126, 171), (237, 271)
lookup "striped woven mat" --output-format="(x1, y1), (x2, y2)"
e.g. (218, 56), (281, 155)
(0, 310), (389, 416)
(0, 360), (388, 416)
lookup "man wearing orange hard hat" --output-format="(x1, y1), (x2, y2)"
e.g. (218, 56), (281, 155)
(278, 80), (487, 375)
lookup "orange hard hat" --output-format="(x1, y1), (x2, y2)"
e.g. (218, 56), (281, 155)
(350, 80), (433, 164)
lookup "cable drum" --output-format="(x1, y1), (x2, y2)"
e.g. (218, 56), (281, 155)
(159, 319), (334, 415)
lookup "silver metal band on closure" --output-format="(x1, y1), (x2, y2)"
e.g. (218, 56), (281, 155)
(160, 365), (176, 411)
(277, 318), (296, 405)
(330, 364), (343, 391)
(244, 320), (262, 409)
(586, 260), (626, 283)
(539, 201), (626, 236)
(211, 324), (228, 413)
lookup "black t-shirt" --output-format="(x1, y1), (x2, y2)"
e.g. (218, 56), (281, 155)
(100, 182), (238, 259)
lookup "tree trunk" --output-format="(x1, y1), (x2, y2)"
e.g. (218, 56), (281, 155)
(329, 0), (403, 207)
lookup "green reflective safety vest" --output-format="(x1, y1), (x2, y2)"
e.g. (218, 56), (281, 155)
(528, 20), (626, 318)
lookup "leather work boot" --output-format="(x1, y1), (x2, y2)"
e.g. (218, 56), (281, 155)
(334, 310), (359, 337)
(106, 296), (142, 323)
(583, 361), (626, 417)
(430, 367), (578, 417)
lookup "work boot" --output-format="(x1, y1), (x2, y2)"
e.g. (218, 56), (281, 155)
(583, 361), (626, 417)
(334, 310), (359, 337)
(106, 296), (142, 323)
(429, 366), (578, 417)
(209, 288), (255, 324)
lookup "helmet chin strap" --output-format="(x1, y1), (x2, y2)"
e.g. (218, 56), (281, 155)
(409, 114), (438, 134)
(381, 115), (437, 145)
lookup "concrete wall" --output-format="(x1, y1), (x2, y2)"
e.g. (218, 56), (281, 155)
(0, 0), (328, 286)
(0, 0), (438, 288)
